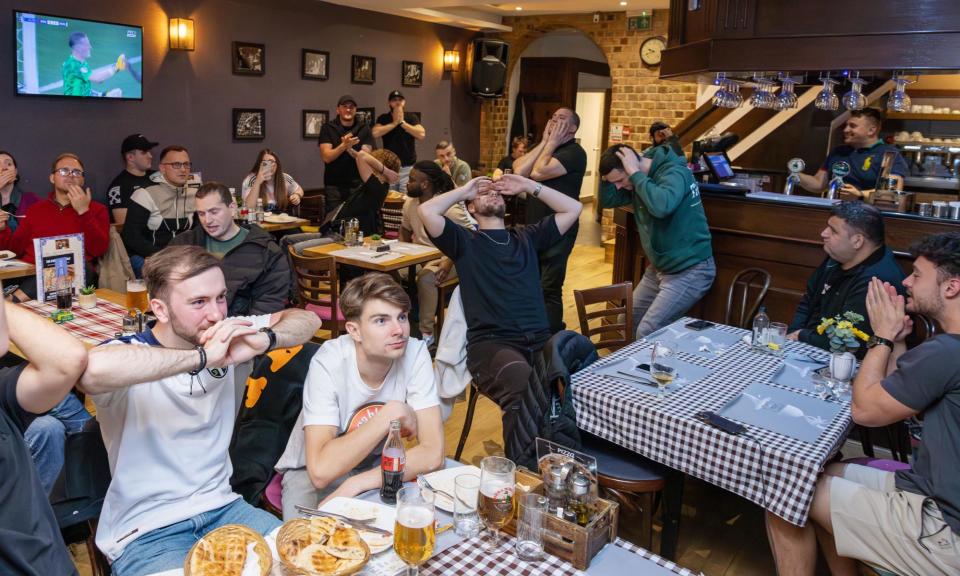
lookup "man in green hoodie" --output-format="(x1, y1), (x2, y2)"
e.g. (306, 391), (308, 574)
(599, 144), (715, 338)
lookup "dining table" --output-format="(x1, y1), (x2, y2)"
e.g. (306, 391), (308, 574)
(0, 258), (36, 282)
(304, 240), (442, 299)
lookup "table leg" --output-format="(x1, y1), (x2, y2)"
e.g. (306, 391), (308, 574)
(660, 470), (684, 561)
(406, 264), (418, 301)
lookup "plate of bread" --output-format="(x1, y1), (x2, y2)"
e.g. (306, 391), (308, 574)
(277, 516), (370, 575)
(183, 524), (272, 576)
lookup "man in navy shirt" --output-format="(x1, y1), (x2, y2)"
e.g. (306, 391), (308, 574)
(799, 108), (908, 195)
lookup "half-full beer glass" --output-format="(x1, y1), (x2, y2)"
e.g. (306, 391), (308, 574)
(126, 279), (148, 312)
(479, 456), (516, 551)
(394, 486), (436, 576)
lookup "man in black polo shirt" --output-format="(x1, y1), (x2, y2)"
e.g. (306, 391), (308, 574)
(318, 95), (375, 216)
(798, 108), (908, 196)
(107, 133), (158, 227)
(512, 107), (587, 332)
(373, 90), (425, 193)
(0, 287), (90, 575)
(417, 173), (582, 470)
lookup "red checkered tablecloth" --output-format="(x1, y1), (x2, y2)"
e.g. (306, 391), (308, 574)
(20, 298), (128, 345)
(421, 536), (695, 576)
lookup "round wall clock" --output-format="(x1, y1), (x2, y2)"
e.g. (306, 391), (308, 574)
(640, 36), (666, 67)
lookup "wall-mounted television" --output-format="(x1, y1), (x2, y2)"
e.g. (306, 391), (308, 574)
(14, 11), (142, 100)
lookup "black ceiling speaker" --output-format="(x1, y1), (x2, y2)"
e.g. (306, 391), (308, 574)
(471, 39), (509, 98)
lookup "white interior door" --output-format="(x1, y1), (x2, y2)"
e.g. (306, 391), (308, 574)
(575, 90), (606, 199)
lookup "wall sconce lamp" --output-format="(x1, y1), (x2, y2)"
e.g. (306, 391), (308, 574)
(169, 18), (195, 51)
(443, 50), (461, 72)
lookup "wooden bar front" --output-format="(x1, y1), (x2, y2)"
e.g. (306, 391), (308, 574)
(611, 193), (960, 325)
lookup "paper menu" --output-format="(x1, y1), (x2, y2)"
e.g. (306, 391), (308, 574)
(33, 233), (85, 303)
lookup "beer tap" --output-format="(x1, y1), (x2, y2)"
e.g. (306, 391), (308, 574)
(784, 158), (805, 195)
(826, 161), (850, 200)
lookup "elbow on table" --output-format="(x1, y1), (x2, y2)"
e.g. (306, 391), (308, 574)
(850, 401), (884, 428)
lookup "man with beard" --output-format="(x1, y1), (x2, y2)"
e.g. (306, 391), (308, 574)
(418, 173), (582, 469)
(318, 95), (375, 215)
(78, 245), (320, 575)
(766, 232), (960, 576)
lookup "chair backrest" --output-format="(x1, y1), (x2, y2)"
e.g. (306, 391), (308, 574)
(298, 188), (326, 223)
(287, 246), (340, 336)
(381, 195), (405, 239)
(724, 268), (772, 329)
(574, 282), (634, 353)
(907, 312), (939, 348)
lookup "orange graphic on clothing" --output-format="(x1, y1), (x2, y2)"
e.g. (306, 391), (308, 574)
(243, 345), (306, 408)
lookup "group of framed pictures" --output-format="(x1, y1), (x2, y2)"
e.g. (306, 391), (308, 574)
(229, 42), (424, 141)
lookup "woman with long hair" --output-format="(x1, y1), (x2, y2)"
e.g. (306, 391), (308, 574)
(0, 151), (41, 233)
(241, 149), (303, 212)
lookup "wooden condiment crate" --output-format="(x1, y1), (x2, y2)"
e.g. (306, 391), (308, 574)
(501, 468), (619, 570)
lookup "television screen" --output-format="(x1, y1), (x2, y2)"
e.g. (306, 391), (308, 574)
(703, 151), (735, 180)
(15, 11), (142, 100)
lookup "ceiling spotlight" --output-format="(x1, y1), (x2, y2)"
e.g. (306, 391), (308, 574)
(515, 6), (523, 10)
(620, 1), (627, 5)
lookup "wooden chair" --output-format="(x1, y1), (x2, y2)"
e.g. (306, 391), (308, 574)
(297, 188), (326, 224)
(573, 282), (634, 353)
(724, 268), (772, 329)
(380, 194), (405, 239)
(287, 246), (343, 338)
(434, 276), (460, 336)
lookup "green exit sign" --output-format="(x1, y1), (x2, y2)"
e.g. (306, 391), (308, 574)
(627, 13), (652, 31)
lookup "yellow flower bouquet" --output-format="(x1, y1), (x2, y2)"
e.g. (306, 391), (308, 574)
(816, 311), (869, 354)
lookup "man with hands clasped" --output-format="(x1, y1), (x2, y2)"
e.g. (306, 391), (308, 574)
(319, 95), (375, 216)
(373, 90), (426, 192)
(766, 232), (960, 576)
(79, 245), (321, 576)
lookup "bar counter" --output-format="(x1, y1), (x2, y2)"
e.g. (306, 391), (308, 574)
(611, 191), (960, 324)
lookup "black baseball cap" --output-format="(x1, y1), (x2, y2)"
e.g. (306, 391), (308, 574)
(388, 90), (404, 101)
(121, 134), (159, 154)
(337, 94), (358, 106)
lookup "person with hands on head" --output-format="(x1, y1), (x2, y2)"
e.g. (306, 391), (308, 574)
(241, 149), (303, 213)
(766, 232), (960, 576)
(318, 95), (375, 216)
(0, 151), (41, 233)
(417, 173), (582, 470)
(599, 143), (715, 339)
(78, 245), (321, 576)
(327, 147), (401, 235)
(0, 153), (109, 279)
(373, 90), (426, 192)
(275, 273), (443, 519)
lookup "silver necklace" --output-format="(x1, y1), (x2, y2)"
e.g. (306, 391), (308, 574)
(477, 229), (510, 246)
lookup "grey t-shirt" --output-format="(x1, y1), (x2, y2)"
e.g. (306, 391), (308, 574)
(881, 334), (960, 533)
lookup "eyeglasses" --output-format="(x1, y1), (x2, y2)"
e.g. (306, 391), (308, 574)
(162, 161), (192, 170)
(55, 167), (84, 178)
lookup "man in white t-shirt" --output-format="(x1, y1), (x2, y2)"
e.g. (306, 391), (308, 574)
(276, 273), (444, 520)
(78, 245), (321, 576)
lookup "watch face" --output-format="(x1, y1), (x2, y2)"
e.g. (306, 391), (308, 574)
(640, 36), (665, 66)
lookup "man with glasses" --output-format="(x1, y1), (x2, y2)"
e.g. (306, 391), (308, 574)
(319, 95), (374, 216)
(0, 153), (109, 277)
(122, 145), (197, 277)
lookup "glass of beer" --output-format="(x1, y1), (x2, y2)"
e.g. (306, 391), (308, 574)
(479, 456), (516, 551)
(650, 341), (678, 401)
(394, 486), (436, 576)
(125, 279), (149, 312)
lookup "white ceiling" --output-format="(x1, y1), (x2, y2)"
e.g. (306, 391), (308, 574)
(323, 1), (670, 31)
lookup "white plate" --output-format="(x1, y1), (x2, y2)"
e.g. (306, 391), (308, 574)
(263, 214), (297, 224)
(419, 465), (481, 513)
(318, 497), (395, 554)
(0, 250), (15, 260)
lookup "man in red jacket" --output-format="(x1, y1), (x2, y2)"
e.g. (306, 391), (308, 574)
(0, 153), (109, 266)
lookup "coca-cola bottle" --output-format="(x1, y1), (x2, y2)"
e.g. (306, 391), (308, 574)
(380, 420), (405, 504)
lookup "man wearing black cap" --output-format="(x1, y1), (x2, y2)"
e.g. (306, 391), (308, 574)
(319, 95), (375, 215)
(648, 121), (684, 157)
(373, 90), (426, 193)
(108, 134), (158, 227)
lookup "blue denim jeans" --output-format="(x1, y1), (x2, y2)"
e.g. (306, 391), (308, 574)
(24, 392), (92, 494)
(110, 498), (281, 576)
(391, 165), (412, 193)
(633, 257), (717, 339)
(129, 254), (145, 279)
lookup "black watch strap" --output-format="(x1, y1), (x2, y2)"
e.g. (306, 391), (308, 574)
(868, 335), (894, 350)
(259, 327), (278, 352)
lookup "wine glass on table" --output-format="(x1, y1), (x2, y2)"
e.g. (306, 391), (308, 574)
(650, 341), (678, 401)
(478, 456), (516, 551)
(394, 486), (436, 576)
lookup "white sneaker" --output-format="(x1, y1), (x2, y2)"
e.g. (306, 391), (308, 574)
(422, 334), (435, 348)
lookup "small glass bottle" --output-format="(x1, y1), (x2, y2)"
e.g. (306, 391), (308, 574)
(255, 198), (265, 223)
(567, 473), (592, 527)
(751, 305), (770, 350)
(544, 465), (566, 517)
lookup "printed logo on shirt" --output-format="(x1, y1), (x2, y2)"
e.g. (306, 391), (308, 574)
(822, 283), (832, 295)
(347, 402), (385, 432)
(207, 367), (227, 379)
(862, 156), (872, 172)
(108, 186), (121, 206)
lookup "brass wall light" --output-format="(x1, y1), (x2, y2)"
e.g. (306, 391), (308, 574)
(443, 50), (460, 72)
(169, 18), (195, 51)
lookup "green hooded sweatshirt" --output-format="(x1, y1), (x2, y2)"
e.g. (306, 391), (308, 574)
(600, 146), (713, 274)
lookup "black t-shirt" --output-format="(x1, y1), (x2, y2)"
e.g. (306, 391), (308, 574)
(497, 155), (514, 172)
(376, 112), (420, 167)
(106, 169), (156, 222)
(0, 364), (79, 575)
(524, 140), (587, 225)
(318, 116), (376, 188)
(334, 175), (389, 235)
(882, 334), (960, 533)
(429, 215), (561, 342)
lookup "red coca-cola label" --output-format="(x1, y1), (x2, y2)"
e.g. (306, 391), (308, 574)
(381, 454), (405, 472)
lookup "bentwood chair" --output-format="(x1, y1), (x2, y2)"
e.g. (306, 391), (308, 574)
(573, 282), (635, 354)
(724, 268), (772, 329)
(380, 194), (405, 239)
(287, 246), (344, 339)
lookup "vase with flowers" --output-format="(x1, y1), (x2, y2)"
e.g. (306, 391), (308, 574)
(817, 311), (869, 385)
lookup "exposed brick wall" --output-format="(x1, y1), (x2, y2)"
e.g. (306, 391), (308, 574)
(476, 11), (699, 240)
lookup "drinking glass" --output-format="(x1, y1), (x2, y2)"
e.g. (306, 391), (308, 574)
(650, 341), (678, 400)
(515, 493), (547, 562)
(394, 486), (436, 576)
(776, 77), (798, 110)
(479, 456), (516, 551)
(125, 279), (149, 312)
(887, 75), (913, 113)
(767, 322), (787, 355)
(453, 474), (481, 538)
(842, 75), (867, 111)
(815, 78), (839, 111)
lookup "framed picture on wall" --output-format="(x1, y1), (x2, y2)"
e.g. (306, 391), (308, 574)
(233, 108), (265, 140)
(351, 55), (376, 84)
(302, 49), (329, 80)
(355, 107), (375, 128)
(303, 109), (328, 139)
(401, 61), (423, 87)
(232, 42), (265, 75)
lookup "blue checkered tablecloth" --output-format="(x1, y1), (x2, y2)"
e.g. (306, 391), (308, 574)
(572, 318), (852, 526)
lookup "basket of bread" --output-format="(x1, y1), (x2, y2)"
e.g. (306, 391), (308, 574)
(277, 516), (371, 575)
(183, 524), (272, 576)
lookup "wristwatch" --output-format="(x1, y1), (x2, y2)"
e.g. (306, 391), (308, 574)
(532, 182), (543, 198)
(867, 334), (894, 350)
(259, 327), (278, 352)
